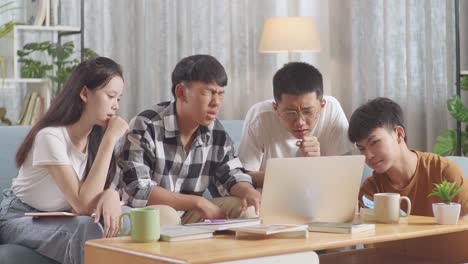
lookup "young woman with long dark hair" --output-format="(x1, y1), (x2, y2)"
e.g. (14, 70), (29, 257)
(0, 57), (128, 264)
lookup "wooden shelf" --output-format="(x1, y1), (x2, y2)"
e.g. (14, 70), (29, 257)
(2, 78), (50, 84)
(15, 25), (80, 33)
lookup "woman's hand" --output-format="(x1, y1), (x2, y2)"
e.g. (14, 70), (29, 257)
(94, 189), (122, 238)
(105, 116), (129, 143)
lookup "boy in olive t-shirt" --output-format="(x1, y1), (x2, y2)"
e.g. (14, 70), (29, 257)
(348, 97), (468, 218)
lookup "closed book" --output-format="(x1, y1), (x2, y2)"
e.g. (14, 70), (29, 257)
(232, 224), (309, 239)
(160, 225), (213, 242)
(19, 92), (37, 125)
(30, 95), (43, 125)
(34, 0), (47, 25)
(25, 212), (78, 217)
(308, 222), (375, 234)
(184, 218), (261, 232)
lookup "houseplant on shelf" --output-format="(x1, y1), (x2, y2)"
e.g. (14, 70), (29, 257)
(17, 41), (97, 96)
(434, 75), (468, 156)
(429, 180), (462, 225)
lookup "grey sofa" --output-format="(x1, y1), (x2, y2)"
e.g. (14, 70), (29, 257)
(0, 125), (59, 264)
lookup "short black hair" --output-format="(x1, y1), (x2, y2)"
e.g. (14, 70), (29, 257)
(273, 62), (323, 102)
(348, 97), (407, 143)
(171, 54), (227, 97)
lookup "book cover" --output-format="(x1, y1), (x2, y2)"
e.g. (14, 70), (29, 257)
(308, 222), (375, 234)
(232, 224), (309, 239)
(231, 224), (308, 235)
(184, 218), (261, 231)
(33, 0), (48, 26)
(25, 212), (77, 217)
(30, 95), (43, 125)
(17, 91), (33, 125)
(23, 0), (44, 25)
(49, 0), (59, 26)
(160, 225), (213, 242)
(19, 92), (37, 125)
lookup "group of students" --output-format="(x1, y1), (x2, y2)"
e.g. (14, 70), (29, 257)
(1, 54), (468, 264)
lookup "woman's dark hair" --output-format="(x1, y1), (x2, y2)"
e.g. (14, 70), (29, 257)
(16, 57), (123, 189)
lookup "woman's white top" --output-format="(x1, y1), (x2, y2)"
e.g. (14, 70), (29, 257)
(12, 126), (88, 211)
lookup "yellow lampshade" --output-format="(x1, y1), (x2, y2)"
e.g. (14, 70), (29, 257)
(259, 17), (320, 53)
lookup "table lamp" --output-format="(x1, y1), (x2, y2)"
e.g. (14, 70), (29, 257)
(259, 17), (320, 61)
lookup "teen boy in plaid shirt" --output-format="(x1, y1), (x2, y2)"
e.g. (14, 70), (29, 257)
(118, 55), (260, 224)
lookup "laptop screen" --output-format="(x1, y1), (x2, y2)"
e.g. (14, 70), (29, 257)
(260, 155), (365, 225)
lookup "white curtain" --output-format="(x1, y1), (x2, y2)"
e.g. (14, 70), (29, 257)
(328, 0), (456, 151)
(60, 0), (325, 120)
(7, 0), (456, 152)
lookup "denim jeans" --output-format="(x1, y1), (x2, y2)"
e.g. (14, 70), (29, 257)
(0, 190), (103, 264)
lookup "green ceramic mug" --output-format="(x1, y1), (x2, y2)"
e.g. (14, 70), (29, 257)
(119, 208), (160, 242)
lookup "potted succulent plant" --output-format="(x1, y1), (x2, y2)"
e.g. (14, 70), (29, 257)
(429, 180), (462, 225)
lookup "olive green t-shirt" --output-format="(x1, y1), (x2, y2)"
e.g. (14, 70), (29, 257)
(359, 151), (468, 216)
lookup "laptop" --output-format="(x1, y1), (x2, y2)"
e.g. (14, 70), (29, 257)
(260, 155), (365, 225)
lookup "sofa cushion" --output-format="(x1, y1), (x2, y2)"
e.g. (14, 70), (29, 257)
(0, 244), (58, 264)
(219, 120), (244, 149)
(0, 126), (31, 202)
(446, 156), (468, 177)
(0, 127), (60, 263)
(361, 164), (373, 184)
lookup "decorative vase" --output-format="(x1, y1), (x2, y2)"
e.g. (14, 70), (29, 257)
(432, 203), (461, 225)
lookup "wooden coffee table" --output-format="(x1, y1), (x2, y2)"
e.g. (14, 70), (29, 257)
(85, 216), (468, 264)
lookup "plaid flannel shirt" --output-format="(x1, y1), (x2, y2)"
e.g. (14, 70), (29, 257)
(118, 101), (254, 208)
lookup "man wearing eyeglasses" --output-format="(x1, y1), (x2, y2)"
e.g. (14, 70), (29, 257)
(238, 62), (355, 187)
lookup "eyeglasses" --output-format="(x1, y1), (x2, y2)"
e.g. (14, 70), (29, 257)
(279, 108), (321, 121)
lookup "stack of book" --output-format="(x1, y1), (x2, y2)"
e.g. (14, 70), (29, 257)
(231, 224), (309, 239)
(160, 225), (213, 242)
(307, 222), (375, 234)
(18, 91), (45, 125)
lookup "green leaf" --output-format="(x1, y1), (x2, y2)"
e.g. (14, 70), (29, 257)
(462, 76), (468, 91)
(0, 56), (5, 83)
(0, 1), (15, 10)
(0, 20), (14, 39)
(17, 50), (32, 57)
(84, 48), (98, 59)
(447, 95), (468, 122)
(434, 130), (457, 156)
(0, 1), (21, 17)
(23, 42), (41, 51)
(429, 180), (463, 204)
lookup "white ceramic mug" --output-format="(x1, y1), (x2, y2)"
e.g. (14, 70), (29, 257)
(374, 193), (412, 223)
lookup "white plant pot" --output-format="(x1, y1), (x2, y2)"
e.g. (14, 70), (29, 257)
(432, 203), (461, 225)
